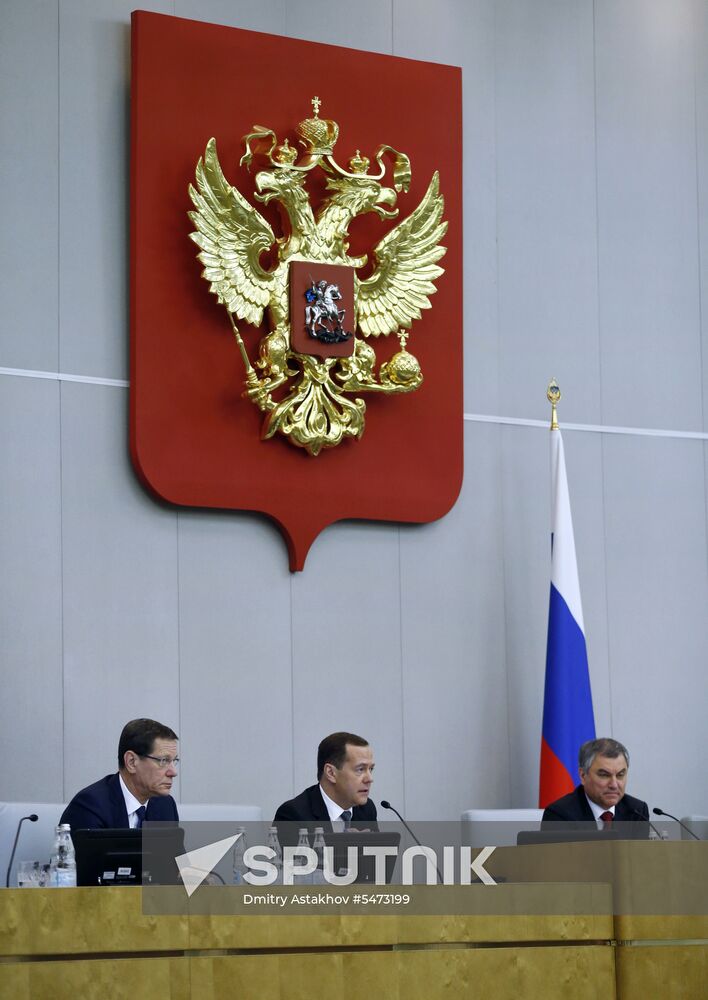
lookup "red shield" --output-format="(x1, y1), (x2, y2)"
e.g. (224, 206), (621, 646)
(130, 11), (463, 570)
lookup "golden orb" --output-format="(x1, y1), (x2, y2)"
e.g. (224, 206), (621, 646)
(384, 349), (421, 386)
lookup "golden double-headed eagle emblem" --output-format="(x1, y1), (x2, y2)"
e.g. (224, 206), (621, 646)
(188, 98), (447, 456)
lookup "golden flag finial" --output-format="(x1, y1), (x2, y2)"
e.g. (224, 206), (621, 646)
(547, 378), (561, 430)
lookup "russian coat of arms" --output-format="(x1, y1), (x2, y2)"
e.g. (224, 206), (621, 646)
(188, 98), (447, 457)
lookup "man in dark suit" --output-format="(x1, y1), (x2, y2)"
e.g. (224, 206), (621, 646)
(61, 718), (180, 830)
(542, 737), (649, 827)
(274, 732), (377, 843)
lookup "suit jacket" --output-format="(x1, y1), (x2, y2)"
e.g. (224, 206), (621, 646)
(60, 772), (179, 831)
(542, 785), (649, 824)
(274, 784), (377, 845)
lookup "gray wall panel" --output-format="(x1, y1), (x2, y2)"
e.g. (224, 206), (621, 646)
(603, 434), (708, 815)
(697, 0), (708, 433)
(176, 509), (292, 817)
(394, 0), (498, 415)
(58, 0), (171, 381)
(174, 0), (286, 31)
(0, 377), (63, 801)
(283, 0), (392, 52)
(495, 0), (601, 426)
(60, 382), (180, 801)
(288, 522), (404, 818)
(0, 1), (59, 373)
(595, 0), (702, 430)
(393, 0), (472, 63)
(500, 423), (548, 804)
(400, 421), (509, 819)
(462, 1), (500, 417)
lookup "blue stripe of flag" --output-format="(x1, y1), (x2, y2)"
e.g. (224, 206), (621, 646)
(542, 582), (596, 783)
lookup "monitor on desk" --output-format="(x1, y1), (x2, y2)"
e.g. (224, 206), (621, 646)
(73, 826), (184, 886)
(517, 823), (649, 847)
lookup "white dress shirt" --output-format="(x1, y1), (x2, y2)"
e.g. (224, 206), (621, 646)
(119, 773), (148, 828)
(585, 793), (615, 829)
(319, 785), (352, 830)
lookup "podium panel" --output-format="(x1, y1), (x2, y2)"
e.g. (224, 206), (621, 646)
(1, 844), (707, 1000)
(2, 958), (190, 1000)
(615, 944), (708, 1000)
(188, 947), (615, 1000)
(1, 886), (615, 999)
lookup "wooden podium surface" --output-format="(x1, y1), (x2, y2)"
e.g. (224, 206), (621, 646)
(0, 884), (615, 1000)
(1, 843), (706, 999)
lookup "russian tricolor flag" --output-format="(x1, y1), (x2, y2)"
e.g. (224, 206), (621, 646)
(539, 428), (595, 807)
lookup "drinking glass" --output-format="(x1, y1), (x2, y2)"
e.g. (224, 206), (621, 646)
(17, 861), (50, 887)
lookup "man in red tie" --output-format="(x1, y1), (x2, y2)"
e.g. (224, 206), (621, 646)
(542, 738), (649, 827)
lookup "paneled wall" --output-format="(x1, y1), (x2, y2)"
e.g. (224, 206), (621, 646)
(2, 0), (707, 822)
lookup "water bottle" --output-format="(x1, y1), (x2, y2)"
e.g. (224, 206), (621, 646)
(312, 826), (326, 885)
(49, 824), (77, 887)
(267, 825), (283, 884)
(232, 826), (248, 885)
(295, 827), (313, 884)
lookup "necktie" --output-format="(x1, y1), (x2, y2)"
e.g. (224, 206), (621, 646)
(340, 810), (352, 830)
(600, 810), (613, 827)
(135, 805), (146, 829)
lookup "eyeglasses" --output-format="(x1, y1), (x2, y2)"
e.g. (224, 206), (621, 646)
(140, 754), (180, 769)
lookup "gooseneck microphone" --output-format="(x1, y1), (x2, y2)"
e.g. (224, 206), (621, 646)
(5, 814), (39, 887)
(626, 805), (662, 840)
(380, 800), (442, 884)
(380, 800), (420, 844)
(653, 807), (701, 841)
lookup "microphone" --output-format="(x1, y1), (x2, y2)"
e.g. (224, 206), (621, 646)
(653, 807), (701, 841)
(625, 805), (662, 840)
(5, 814), (39, 887)
(380, 800), (443, 884)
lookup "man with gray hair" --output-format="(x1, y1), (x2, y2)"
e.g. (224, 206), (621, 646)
(542, 737), (649, 827)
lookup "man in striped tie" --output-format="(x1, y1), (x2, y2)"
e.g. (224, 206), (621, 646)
(274, 732), (378, 845)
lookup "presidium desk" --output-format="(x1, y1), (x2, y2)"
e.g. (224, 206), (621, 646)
(1, 841), (706, 999)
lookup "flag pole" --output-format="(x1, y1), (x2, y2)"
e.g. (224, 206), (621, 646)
(539, 378), (596, 808)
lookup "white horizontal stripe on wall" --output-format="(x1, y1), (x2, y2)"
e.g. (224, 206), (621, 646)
(0, 366), (128, 388)
(2, 366), (708, 440)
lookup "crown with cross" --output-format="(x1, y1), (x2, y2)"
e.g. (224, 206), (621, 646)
(297, 95), (340, 156)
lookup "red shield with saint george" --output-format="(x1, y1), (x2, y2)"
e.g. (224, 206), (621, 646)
(290, 262), (355, 360)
